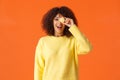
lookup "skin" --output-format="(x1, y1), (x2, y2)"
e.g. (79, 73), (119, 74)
(53, 13), (74, 37)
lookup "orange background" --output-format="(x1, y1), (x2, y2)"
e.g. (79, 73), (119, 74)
(0, 0), (120, 80)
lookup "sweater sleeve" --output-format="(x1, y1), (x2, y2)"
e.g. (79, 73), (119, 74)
(69, 25), (93, 55)
(34, 39), (45, 80)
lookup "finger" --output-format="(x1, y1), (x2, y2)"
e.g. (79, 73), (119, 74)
(65, 18), (73, 25)
(63, 21), (71, 27)
(63, 17), (74, 27)
(64, 18), (70, 24)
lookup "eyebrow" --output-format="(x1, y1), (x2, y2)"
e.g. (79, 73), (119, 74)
(55, 16), (59, 19)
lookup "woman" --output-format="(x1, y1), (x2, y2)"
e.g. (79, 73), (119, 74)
(34, 6), (92, 80)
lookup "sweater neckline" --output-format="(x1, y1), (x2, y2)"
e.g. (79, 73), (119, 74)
(48, 35), (66, 38)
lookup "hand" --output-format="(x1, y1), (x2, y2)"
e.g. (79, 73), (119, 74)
(64, 17), (74, 27)
(59, 17), (74, 27)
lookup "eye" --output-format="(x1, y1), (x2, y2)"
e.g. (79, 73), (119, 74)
(54, 18), (59, 21)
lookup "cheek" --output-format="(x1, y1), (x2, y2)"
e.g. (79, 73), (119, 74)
(63, 25), (65, 29)
(53, 21), (57, 29)
(53, 21), (57, 26)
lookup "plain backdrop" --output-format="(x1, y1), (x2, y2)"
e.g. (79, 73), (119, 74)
(0, 0), (120, 80)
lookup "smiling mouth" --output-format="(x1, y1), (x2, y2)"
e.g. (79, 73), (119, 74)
(57, 26), (62, 29)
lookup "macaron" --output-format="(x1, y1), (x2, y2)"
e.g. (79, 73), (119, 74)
(59, 17), (65, 23)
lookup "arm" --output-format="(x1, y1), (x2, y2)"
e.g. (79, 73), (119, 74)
(60, 17), (92, 55)
(34, 39), (45, 80)
(69, 24), (93, 55)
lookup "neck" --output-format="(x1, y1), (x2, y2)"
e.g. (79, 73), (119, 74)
(54, 33), (63, 37)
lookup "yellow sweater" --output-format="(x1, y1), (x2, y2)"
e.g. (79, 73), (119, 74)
(34, 25), (92, 80)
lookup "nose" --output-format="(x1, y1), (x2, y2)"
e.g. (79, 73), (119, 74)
(56, 21), (62, 26)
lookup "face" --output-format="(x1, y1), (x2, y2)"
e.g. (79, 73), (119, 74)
(53, 13), (65, 36)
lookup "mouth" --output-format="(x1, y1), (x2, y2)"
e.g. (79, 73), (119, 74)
(56, 26), (62, 29)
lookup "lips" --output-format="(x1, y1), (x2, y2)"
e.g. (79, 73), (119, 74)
(56, 23), (63, 29)
(56, 26), (62, 29)
(57, 26), (62, 28)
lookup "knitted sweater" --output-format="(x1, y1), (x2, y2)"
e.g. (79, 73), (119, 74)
(34, 25), (92, 80)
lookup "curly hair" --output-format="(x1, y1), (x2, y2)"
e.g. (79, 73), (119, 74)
(42, 6), (78, 37)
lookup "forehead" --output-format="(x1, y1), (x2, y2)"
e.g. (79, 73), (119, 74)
(55, 13), (63, 18)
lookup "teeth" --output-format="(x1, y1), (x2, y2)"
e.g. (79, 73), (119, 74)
(57, 26), (62, 28)
(58, 27), (62, 28)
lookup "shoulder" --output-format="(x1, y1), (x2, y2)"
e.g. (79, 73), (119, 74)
(38, 35), (51, 43)
(68, 36), (75, 40)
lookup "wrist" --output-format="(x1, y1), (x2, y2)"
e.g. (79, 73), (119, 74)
(69, 24), (76, 27)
